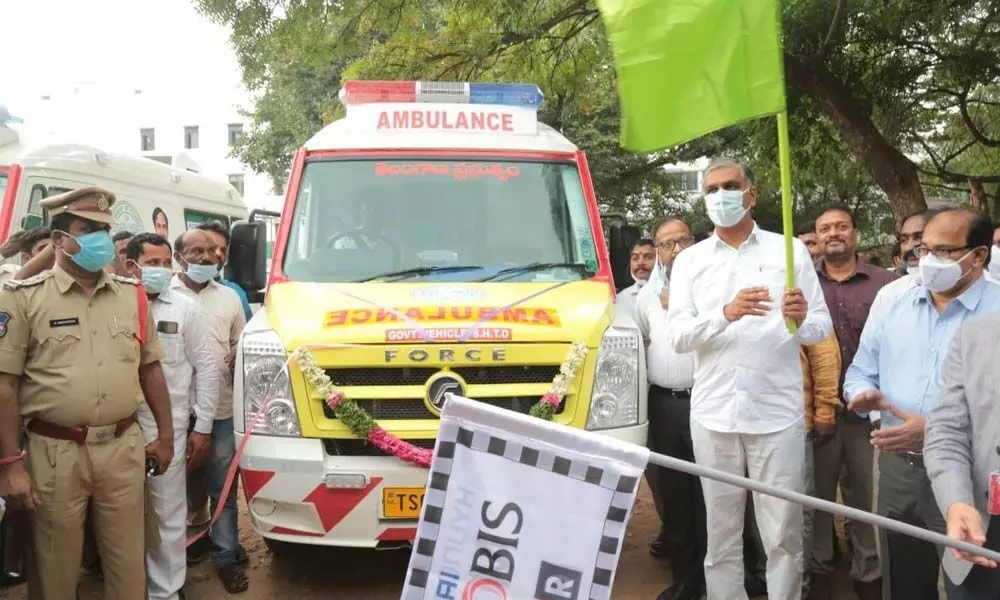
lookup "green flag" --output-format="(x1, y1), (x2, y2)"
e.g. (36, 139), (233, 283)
(598, 0), (786, 152)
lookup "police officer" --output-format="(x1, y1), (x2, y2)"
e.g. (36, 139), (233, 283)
(0, 187), (175, 600)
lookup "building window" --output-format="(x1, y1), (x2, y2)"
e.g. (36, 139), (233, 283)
(228, 174), (245, 196)
(184, 126), (199, 149)
(227, 123), (244, 146)
(140, 128), (155, 151)
(678, 170), (700, 192)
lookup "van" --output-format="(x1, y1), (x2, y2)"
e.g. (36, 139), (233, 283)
(0, 137), (247, 258)
(225, 80), (647, 550)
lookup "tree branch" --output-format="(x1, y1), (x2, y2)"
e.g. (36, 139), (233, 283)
(957, 87), (1000, 148)
(810, 0), (848, 63)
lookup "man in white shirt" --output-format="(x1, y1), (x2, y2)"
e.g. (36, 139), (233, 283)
(636, 217), (702, 600)
(616, 238), (655, 325)
(171, 229), (250, 593)
(125, 233), (221, 600)
(666, 158), (832, 600)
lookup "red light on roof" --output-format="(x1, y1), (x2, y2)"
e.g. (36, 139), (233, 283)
(341, 81), (416, 105)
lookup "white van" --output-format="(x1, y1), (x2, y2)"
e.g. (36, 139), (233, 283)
(0, 140), (247, 259)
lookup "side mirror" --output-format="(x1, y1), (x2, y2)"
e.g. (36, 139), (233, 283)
(606, 218), (641, 292)
(226, 220), (267, 296)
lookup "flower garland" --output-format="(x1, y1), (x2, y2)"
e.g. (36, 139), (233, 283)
(294, 342), (589, 469)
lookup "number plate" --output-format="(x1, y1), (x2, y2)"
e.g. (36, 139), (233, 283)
(382, 487), (425, 519)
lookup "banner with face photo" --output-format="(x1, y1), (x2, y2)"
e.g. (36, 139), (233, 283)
(401, 394), (649, 600)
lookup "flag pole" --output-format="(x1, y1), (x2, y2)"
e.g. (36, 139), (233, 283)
(776, 111), (798, 334)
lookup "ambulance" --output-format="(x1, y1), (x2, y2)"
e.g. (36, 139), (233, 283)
(226, 81), (646, 550)
(0, 134), (247, 253)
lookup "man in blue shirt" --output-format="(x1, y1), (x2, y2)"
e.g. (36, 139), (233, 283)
(195, 221), (253, 320)
(844, 207), (1000, 599)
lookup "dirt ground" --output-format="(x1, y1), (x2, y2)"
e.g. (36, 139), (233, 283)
(0, 480), (867, 600)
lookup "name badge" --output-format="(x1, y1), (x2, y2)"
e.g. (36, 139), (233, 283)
(157, 321), (179, 334)
(989, 471), (1000, 516)
(49, 317), (80, 328)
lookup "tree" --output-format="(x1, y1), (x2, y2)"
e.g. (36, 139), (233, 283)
(196, 0), (1000, 231)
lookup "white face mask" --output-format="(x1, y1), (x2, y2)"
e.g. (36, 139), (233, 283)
(918, 250), (973, 293)
(646, 255), (668, 295)
(705, 189), (748, 228)
(989, 246), (1000, 276)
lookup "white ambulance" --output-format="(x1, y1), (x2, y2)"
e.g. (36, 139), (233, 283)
(0, 135), (247, 257)
(226, 80), (646, 551)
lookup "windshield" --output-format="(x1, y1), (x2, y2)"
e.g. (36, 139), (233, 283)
(283, 158), (599, 283)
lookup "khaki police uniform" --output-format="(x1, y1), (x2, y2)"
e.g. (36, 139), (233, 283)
(0, 187), (164, 600)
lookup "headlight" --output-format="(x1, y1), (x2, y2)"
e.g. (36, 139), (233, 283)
(242, 329), (300, 437)
(586, 326), (640, 430)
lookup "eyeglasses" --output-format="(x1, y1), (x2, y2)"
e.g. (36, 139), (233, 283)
(914, 245), (972, 260)
(655, 237), (695, 251)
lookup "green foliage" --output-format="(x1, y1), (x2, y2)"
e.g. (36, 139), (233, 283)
(196, 0), (1000, 237)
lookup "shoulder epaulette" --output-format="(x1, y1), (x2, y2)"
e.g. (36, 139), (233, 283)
(110, 274), (140, 285)
(3, 271), (53, 291)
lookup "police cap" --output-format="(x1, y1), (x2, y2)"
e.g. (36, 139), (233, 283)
(39, 187), (116, 225)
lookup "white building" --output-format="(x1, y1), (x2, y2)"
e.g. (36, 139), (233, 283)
(8, 81), (283, 213)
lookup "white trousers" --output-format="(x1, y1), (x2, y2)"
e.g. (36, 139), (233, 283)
(691, 418), (805, 600)
(138, 408), (190, 600)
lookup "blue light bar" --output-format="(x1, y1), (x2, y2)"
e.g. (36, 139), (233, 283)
(340, 80), (545, 109)
(469, 83), (544, 109)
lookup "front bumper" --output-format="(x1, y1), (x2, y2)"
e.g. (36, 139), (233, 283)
(238, 421), (647, 548)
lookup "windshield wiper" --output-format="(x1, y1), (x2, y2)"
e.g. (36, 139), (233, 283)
(356, 265), (484, 282)
(476, 262), (591, 282)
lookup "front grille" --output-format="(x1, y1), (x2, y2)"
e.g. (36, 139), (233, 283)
(321, 396), (561, 421)
(324, 365), (560, 387)
(324, 438), (436, 457)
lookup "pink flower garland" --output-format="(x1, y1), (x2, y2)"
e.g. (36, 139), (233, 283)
(301, 342), (588, 470)
(367, 426), (433, 468)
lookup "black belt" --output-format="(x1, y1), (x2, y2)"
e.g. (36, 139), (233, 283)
(650, 384), (691, 398)
(898, 452), (924, 469)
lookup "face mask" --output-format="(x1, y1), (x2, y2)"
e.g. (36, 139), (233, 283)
(185, 263), (218, 284)
(989, 247), (1000, 276)
(705, 189), (748, 228)
(918, 251), (973, 293)
(59, 230), (115, 273)
(141, 266), (172, 294)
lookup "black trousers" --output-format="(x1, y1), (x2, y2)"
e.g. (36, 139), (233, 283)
(648, 385), (706, 589)
(877, 452), (948, 600)
(949, 518), (1000, 600)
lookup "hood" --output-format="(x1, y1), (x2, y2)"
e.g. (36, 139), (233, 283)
(266, 280), (612, 348)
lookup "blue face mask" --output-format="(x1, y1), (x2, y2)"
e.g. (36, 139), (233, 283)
(141, 266), (172, 294)
(59, 230), (115, 273)
(185, 262), (218, 284)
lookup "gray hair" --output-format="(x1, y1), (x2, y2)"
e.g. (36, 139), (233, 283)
(702, 157), (755, 191)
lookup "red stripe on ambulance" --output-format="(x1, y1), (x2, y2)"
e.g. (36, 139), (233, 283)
(302, 476), (384, 533)
(377, 527), (417, 542)
(269, 526), (325, 538)
(240, 469), (277, 503)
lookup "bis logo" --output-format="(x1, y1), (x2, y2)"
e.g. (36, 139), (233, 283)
(423, 371), (467, 416)
(534, 561), (582, 600)
(461, 578), (507, 600)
